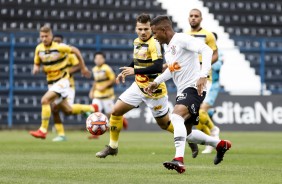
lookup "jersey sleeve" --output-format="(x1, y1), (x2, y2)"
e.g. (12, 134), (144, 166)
(68, 54), (79, 66)
(206, 32), (217, 51)
(57, 44), (72, 53)
(34, 46), (41, 65)
(149, 39), (163, 61)
(106, 65), (115, 80)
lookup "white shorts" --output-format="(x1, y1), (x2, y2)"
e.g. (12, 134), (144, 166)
(119, 82), (169, 118)
(92, 98), (114, 114)
(48, 78), (70, 105)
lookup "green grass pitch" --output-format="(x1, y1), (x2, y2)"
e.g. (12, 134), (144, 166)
(0, 130), (281, 184)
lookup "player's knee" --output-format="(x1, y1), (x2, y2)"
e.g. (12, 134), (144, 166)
(61, 107), (72, 115)
(41, 98), (50, 105)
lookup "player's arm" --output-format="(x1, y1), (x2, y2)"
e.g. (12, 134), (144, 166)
(211, 49), (218, 64)
(70, 46), (91, 78)
(145, 68), (171, 96)
(207, 32), (218, 64)
(119, 59), (163, 75)
(68, 54), (81, 74)
(32, 47), (41, 75)
(89, 81), (96, 99)
(184, 35), (212, 95)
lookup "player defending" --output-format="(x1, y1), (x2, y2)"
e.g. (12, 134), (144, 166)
(146, 15), (231, 173)
(95, 13), (176, 158)
(88, 51), (128, 139)
(187, 9), (221, 153)
(29, 26), (98, 139)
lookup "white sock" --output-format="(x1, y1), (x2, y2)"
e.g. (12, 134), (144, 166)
(187, 130), (220, 148)
(170, 113), (186, 158)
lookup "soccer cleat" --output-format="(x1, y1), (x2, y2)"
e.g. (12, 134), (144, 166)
(202, 145), (213, 154)
(188, 142), (199, 158)
(122, 117), (128, 130)
(214, 140), (232, 165)
(163, 159), (186, 174)
(52, 136), (67, 142)
(29, 129), (47, 139)
(88, 135), (100, 139)
(96, 145), (118, 158)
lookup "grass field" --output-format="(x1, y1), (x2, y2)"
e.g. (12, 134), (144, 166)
(0, 130), (281, 184)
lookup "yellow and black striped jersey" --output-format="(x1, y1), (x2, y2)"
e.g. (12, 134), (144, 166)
(92, 64), (115, 99)
(34, 41), (72, 84)
(133, 36), (167, 98)
(186, 28), (217, 81)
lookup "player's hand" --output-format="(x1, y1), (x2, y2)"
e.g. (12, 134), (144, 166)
(144, 82), (158, 96)
(119, 67), (134, 76)
(116, 73), (126, 84)
(81, 66), (91, 78)
(32, 65), (40, 75)
(196, 77), (207, 96)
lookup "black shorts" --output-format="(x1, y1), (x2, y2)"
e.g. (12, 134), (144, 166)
(175, 87), (206, 125)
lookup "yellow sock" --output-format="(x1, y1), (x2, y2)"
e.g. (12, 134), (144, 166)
(54, 123), (65, 136)
(53, 112), (65, 136)
(109, 115), (123, 149)
(166, 121), (174, 133)
(71, 104), (93, 114)
(199, 109), (215, 130)
(39, 104), (51, 133)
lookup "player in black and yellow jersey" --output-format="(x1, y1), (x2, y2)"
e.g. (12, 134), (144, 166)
(29, 26), (98, 139)
(50, 34), (90, 142)
(88, 52), (128, 139)
(187, 9), (220, 154)
(96, 13), (177, 158)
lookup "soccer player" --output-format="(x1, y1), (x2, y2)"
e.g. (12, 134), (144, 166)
(50, 34), (80, 141)
(95, 13), (177, 158)
(88, 51), (128, 139)
(187, 9), (221, 153)
(146, 15), (231, 174)
(29, 26), (98, 139)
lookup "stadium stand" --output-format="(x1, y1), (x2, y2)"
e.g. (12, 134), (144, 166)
(201, 0), (282, 93)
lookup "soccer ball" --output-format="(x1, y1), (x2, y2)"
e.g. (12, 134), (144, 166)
(86, 112), (109, 136)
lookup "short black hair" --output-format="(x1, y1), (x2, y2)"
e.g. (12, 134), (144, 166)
(212, 32), (218, 40)
(53, 34), (63, 39)
(150, 15), (172, 26)
(94, 51), (105, 58)
(136, 13), (151, 24)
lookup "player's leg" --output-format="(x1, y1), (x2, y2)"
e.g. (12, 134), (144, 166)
(29, 90), (59, 139)
(100, 98), (128, 130)
(51, 102), (67, 142)
(163, 103), (188, 174)
(96, 83), (142, 158)
(30, 78), (70, 139)
(199, 83), (221, 153)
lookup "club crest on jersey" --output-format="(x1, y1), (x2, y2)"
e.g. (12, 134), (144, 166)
(171, 45), (176, 55)
(176, 93), (187, 101)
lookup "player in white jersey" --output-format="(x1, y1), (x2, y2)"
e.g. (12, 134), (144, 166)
(146, 15), (232, 174)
